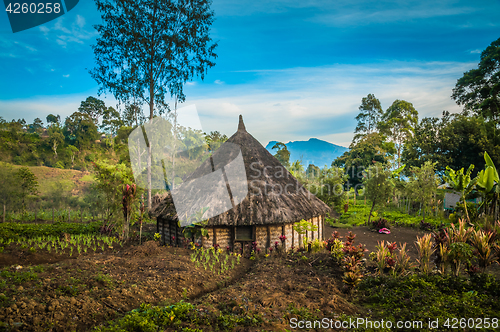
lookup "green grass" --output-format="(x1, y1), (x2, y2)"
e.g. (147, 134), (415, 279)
(94, 301), (263, 332)
(336, 202), (449, 229)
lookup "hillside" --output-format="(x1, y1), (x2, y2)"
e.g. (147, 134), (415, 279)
(0, 162), (94, 199)
(265, 138), (348, 167)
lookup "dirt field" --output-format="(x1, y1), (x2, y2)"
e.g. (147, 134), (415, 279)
(0, 225), (482, 331)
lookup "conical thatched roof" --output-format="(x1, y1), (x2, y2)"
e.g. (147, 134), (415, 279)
(150, 115), (330, 226)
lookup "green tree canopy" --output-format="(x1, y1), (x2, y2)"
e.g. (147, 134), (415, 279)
(406, 161), (439, 223)
(333, 132), (394, 191)
(379, 100), (419, 169)
(48, 125), (64, 159)
(46, 114), (61, 126)
(353, 93), (383, 143)
(272, 142), (290, 168)
(452, 37), (500, 122)
(15, 166), (39, 210)
(78, 96), (107, 125)
(63, 112), (99, 148)
(402, 112), (500, 176)
(90, 0), (218, 208)
(122, 103), (146, 128)
(205, 131), (228, 152)
(101, 106), (123, 135)
(27, 118), (44, 134)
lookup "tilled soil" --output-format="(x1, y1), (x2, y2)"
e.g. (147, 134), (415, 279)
(0, 241), (251, 331)
(2, 225), (488, 331)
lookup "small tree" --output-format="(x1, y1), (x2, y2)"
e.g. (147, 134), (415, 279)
(15, 167), (39, 210)
(48, 126), (64, 159)
(406, 161), (438, 223)
(66, 145), (79, 168)
(293, 219), (318, 250)
(363, 163), (393, 224)
(92, 160), (139, 224)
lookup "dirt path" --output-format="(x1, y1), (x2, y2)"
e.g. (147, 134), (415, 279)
(324, 224), (432, 259)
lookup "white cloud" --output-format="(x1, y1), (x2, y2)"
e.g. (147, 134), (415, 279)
(63, 74), (70, 78)
(470, 49), (481, 54)
(214, 79), (225, 85)
(186, 61), (469, 146)
(38, 15), (96, 47)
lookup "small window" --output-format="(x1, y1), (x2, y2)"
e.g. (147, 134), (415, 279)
(235, 226), (253, 241)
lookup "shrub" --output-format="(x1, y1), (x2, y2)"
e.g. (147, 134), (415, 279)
(371, 218), (389, 231)
(415, 234), (435, 275)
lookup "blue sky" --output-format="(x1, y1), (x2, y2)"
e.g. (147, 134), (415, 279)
(1, 0), (499, 147)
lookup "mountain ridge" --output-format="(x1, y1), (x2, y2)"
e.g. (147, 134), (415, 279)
(265, 138), (348, 168)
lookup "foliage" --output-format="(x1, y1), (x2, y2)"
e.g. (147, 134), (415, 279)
(0, 221), (101, 240)
(402, 112), (500, 176)
(182, 207), (210, 241)
(470, 229), (497, 273)
(406, 161), (439, 223)
(271, 142), (290, 168)
(63, 112), (99, 148)
(305, 166), (348, 213)
(379, 99), (418, 168)
(357, 274), (500, 329)
(15, 166), (39, 210)
(444, 165), (478, 223)
(190, 247), (241, 275)
(415, 234), (435, 275)
(333, 132), (395, 190)
(94, 301), (262, 332)
(92, 160), (140, 223)
(353, 93), (384, 143)
(122, 183), (137, 240)
(205, 131), (228, 152)
(363, 163), (394, 224)
(90, 0), (218, 207)
(452, 37), (500, 122)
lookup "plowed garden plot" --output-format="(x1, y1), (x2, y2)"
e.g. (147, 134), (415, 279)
(0, 241), (250, 331)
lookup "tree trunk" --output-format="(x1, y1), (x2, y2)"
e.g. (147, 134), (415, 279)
(367, 200), (376, 225)
(422, 202), (426, 223)
(463, 196), (471, 223)
(147, 82), (154, 209)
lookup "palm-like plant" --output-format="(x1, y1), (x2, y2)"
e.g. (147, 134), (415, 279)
(471, 229), (497, 273)
(443, 165), (478, 224)
(475, 152), (499, 219)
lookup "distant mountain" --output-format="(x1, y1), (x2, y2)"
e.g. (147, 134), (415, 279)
(265, 138), (349, 168)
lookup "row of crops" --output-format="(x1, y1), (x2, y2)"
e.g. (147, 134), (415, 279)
(0, 221), (122, 256)
(0, 234), (123, 256)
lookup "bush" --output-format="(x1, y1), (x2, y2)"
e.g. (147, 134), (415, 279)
(371, 218), (389, 231)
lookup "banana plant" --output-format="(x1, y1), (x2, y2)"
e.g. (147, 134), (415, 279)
(443, 164), (478, 224)
(475, 152), (499, 218)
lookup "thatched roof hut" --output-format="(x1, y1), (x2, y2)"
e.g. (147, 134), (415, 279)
(150, 115), (330, 250)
